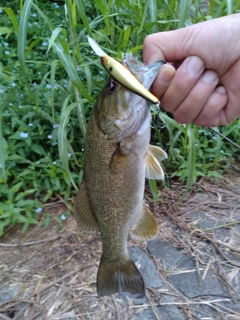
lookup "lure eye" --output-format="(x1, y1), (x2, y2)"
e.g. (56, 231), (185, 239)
(107, 80), (117, 94)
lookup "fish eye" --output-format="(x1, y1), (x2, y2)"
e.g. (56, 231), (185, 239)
(107, 80), (117, 94)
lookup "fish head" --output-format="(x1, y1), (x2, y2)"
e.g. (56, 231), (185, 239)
(124, 54), (162, 90)
(95, 54), (164, 142)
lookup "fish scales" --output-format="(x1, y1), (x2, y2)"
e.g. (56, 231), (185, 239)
(74, 54), (167, 298)
(85, 108), (147, 259)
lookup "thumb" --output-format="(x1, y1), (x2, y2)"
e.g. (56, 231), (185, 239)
(143, 27), (195, 64)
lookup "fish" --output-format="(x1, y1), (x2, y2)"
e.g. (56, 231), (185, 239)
(74, 53), (167, 298)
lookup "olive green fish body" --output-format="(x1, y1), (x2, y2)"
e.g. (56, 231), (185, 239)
(74, 54), (167, 298)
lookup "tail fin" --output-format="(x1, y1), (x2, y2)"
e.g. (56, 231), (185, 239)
(97, 257), (145, 298)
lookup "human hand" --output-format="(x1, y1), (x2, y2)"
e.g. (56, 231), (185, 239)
(143, 14), (240, 127)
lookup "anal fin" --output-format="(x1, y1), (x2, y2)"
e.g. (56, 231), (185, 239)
(73, 183), (98, 232)
(130, 202), (158, 241)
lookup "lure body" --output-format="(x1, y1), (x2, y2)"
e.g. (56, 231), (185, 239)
(88, 37), (161, 105)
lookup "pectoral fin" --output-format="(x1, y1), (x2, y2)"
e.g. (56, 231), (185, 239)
(148, 144), (168, 162)
(145, 144), (167, 180)
(145, 151), (164, 180)
(130, 202), (158, 241)
(73, 183), (98, 232)
(109, 145), (129, 174)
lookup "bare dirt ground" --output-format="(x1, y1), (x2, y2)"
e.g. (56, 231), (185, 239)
(0, 165), (240, 320)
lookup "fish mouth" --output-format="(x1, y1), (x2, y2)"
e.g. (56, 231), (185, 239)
(124, 54), (164, 89)
(97, 54), (164, 143)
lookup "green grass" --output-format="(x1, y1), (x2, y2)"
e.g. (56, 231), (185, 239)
(0, 0), (239, 234)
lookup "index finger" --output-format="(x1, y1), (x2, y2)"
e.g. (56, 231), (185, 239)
(143, 34), (166, 64)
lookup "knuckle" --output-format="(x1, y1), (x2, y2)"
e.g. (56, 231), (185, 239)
(143, 35), (151, 46)
(160, 99), (175, 112)
(191, 90), (207, 105)
(174, 77), (192, 92)
(143, 34), (156, 47)
(174, 110), (191, 124)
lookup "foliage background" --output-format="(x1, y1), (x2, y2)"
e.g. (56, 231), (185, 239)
(0, 0), (239, 235)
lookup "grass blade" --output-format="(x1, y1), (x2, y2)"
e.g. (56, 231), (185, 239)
(18, 0), (33, 78)
(211, 127), (223, 165)
(58, 96), (86, 191)
(47, 27), (62, 54)
(4, 7), (19, 36)
(148, 0), (157, 32)
(0, 102), (8, 183)
(178, 0), (192, 28)
(75, 0), (93, 36)
(50, 59), (59, 121)
(52, 42), (92, 102)
(148, 179), (160, 207)
(186, 124), (196, 189)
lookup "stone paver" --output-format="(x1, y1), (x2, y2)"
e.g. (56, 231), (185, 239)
(129, 246), (165, 288)
(147, 238), (240, 318)
(185, 211), (221, 230)
(168, 254), (230, 299)
(0, 283), (18, 303)
(129, 229), (240, 319)
(158, 295), (185, 320)
(149, 238), (229, 299)
(129, 246), (185, 320)
(157, 306), (184, 320)
(148, 240), (183, 268)
(133, 306), (185, 320)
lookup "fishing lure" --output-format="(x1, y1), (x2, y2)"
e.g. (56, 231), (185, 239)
(87, 37), (240, 151)
(88, 36), (160, 105)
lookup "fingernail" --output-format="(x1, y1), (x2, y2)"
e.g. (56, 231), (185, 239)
(157, 65), (175, 85)
(186, 56), (204, 75)
(201, 71), (218, 85)
(216, 86), (226, 94)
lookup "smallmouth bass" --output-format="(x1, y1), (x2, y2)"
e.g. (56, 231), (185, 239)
(74, 54), (167, 298)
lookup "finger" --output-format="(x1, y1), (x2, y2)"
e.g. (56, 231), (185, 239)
(220, 59), (240, 124)
(150, 64), (176, 100)
(144, 15), (240, 75)
(143, 33), (167, 64)
(159, 56), (205, 112)
(143, 28), (193, 64)
(194, 86), (228, 127)
(173, 70), (219, 124)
